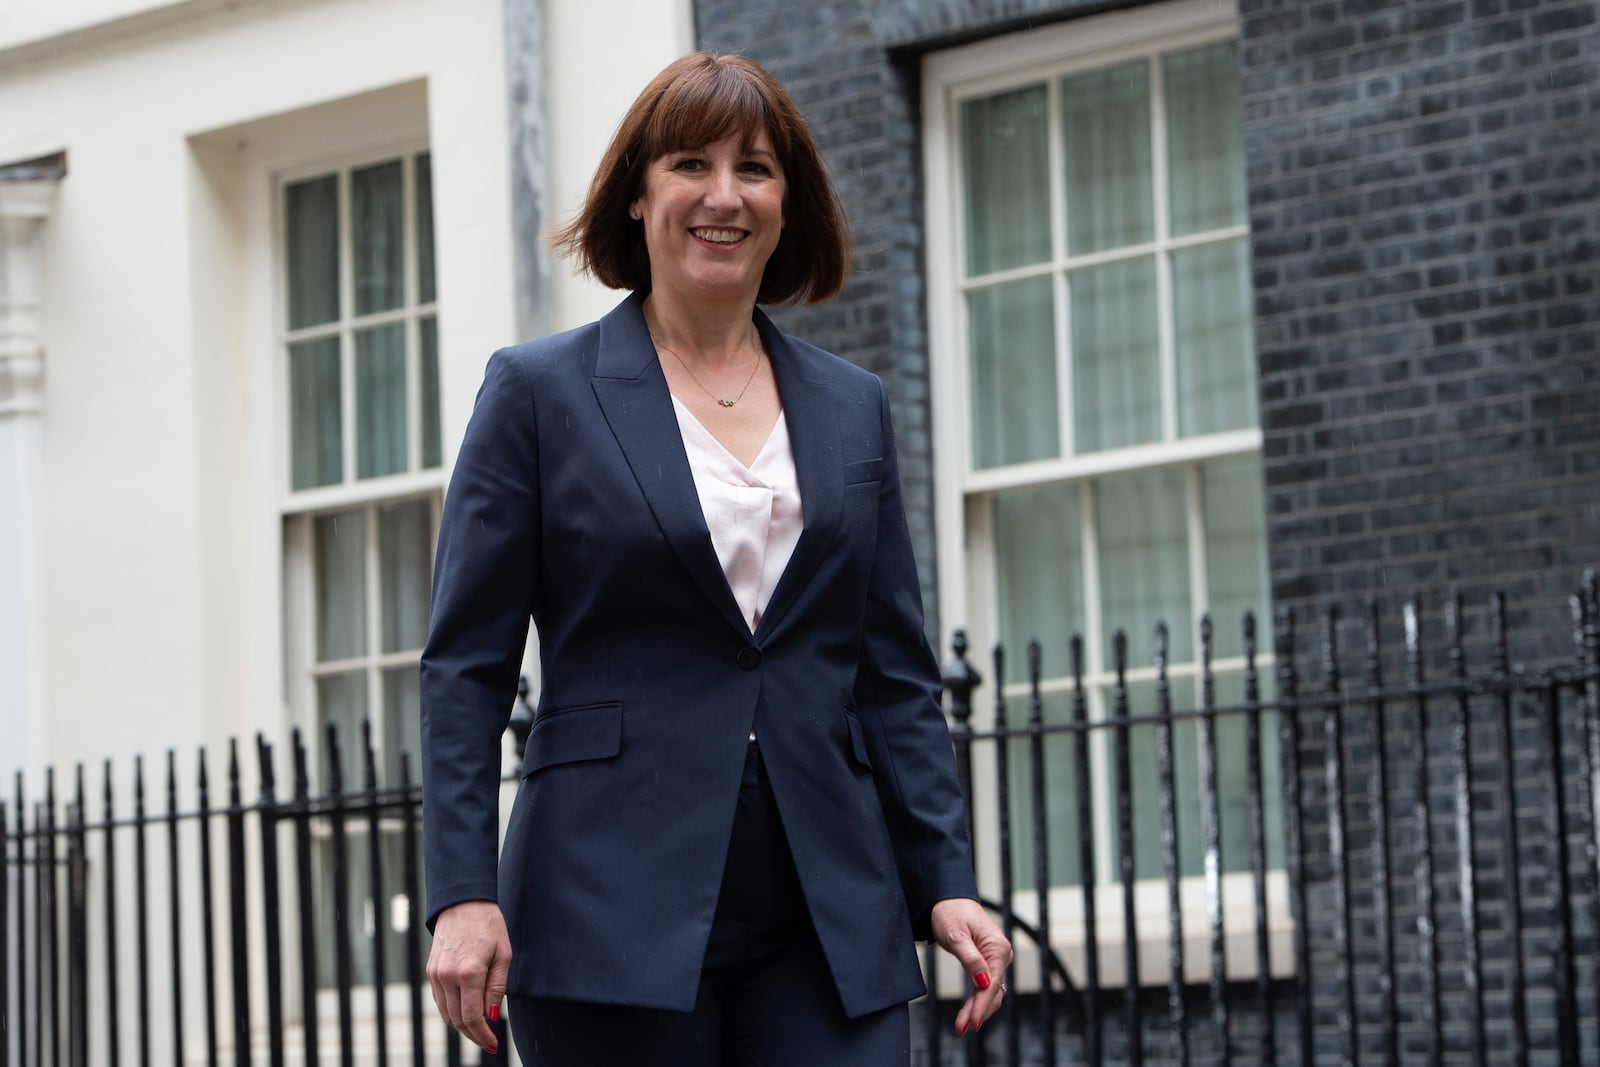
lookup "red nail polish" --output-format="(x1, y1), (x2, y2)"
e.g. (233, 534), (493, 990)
(489, 1004), (499, 1022)
(976, 1018), (984, 1032)
(975, 972), (991, 990)
(487, 1047), (498, 1056)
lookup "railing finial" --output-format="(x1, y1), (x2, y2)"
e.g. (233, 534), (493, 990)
(940, 628), (983, 729)
(509, 674), (536, 760)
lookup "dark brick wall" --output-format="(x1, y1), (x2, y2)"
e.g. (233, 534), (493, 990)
(1242, 0), (1600, 668)
(693, 0), (1599, 1061)
(1239, 4), (1600, 1063)
(693, 0), (1145, 640)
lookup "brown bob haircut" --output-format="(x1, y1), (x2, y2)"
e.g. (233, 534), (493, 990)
(551, 52), (851, 306)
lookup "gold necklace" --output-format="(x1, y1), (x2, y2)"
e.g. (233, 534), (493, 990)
(652, 335), (762, 408)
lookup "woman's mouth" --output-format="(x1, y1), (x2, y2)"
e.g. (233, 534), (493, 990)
(691, 227), (747, 245)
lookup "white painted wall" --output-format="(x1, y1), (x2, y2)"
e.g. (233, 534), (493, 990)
(0, 0), (516, 783)
(0, 0), (696, 786)
(0, 0), (192, 53)
(544, 0), (695, 331)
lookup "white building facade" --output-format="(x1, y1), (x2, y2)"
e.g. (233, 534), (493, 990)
(0, 0), (690, 789)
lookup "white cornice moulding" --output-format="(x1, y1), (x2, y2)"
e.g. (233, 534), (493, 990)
(0, 174), (62, 418)
(0, 0), (271, 68)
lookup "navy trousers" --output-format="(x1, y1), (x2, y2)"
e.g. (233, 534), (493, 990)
(508, 742), (911, 1066)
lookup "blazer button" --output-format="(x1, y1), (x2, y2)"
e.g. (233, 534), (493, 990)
(736, 647), (763, 670)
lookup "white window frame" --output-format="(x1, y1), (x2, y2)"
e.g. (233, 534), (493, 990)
(276, 141), (445, 516)
(922, 0), (1293, 990)
(274, 140), (446, 1003)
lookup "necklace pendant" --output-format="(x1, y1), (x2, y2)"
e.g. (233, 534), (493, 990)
(717, 399), (736, 408)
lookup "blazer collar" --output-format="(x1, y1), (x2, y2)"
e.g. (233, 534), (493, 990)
(752, 310), (842, 643)
(590, 293), (843, 641)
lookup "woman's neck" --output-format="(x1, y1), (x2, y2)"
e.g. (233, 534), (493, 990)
(642, 290), (761, 368)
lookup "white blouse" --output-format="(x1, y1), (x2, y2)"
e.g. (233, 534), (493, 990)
(670, 395), (804, 634)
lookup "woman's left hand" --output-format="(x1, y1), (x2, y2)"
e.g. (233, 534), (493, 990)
(930, 897), (1013, 1037)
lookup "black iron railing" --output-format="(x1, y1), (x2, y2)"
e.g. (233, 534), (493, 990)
(930, 571), (1600, 1066)
(4, 571), (1598, 1066)
(2, 726), (505, 1067)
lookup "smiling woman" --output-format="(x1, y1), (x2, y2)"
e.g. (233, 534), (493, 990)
(421, 51), (1011, 1067)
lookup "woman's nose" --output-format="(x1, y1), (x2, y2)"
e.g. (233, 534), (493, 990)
(703, 164), (739, 210)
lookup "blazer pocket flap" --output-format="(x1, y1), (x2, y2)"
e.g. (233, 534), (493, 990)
(521, 701), (623, 777)
(843, 458), (884, 485)
(843, 709), (872, 769)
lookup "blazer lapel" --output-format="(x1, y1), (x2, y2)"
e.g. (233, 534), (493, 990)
(753, 310), (843, 642)
(591, 294), (751, 637)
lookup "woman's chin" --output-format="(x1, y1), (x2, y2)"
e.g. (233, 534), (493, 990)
(660, 271), (764, 305)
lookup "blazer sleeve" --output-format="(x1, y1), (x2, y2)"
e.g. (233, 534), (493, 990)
(852, 376), (980, 938)
(419, 349), (541, 929)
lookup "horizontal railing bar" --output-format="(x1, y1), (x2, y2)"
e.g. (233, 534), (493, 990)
(961, 680), (1591, 740)
(0, 792), (441, 838)
(993, 662), (1598, 706)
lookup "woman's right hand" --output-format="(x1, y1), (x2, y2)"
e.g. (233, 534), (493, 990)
(427, 900), (512, 1054)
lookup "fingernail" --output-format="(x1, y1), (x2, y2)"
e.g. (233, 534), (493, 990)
(489, 1004), (500, 1022)
(975, 972), (991, 990)
(487, 1046), (498, 1056)
(958, 1024), (969, 1037)
(976, 1018), (984, 1032)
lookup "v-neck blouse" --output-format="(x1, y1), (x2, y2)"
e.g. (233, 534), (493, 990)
(670, 395), (804, 633)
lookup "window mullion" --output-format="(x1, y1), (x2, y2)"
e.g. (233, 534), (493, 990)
(338, 169), (356, 488)
(404, 154), (422, 477)
(1081, 472), (1113, 888)
(966, 496), (999, 702)
(1079, 480), (1102, 678)
(1150, 54), (1178, 444)
(1048, 76), (1075, 462)
(1087, 686), (1115, 887)
(365, 500), (384, 770)
(1186, 462), (1208, 658)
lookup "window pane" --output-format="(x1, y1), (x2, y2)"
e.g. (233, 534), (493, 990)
(380, 497), (433, 654)
(352, 160), (404, 315)
(382, 666), (422, 789)
(316, 669), (368, 790)
(994, 483), (1084, 685)
(1106, 679), (1202, 881)
(420, 315), (441, 468)
(1211, 674), (1284, 875)
(1174, 238), (1256, 437)
(289, 337), (343, 490)
(416, 152), (437, 304)
(316, 827), (425, 989)
(961, 85), (1051, 276)
(969, 277), (1059, 469)
(1165, 40), (1247, 237)
(1061, 61), (1153, 254)
(315, 510), (368, 662)
(1201, 456), (1268, 660)
(1004, 693), (1084, 889)
(285, 175), (339, 329)
(1071, 256), (1160, 452)
(1095, 467), (1191, 666)
(356, 323), (408, 479)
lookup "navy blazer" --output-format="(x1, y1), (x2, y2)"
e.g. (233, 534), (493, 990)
(420, 292), (978, 1018)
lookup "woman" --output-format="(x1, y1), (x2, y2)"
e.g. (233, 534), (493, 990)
(421, 51), (1011, 1065)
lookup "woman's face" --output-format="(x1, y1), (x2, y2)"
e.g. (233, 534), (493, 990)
(630, 128), (786, 308)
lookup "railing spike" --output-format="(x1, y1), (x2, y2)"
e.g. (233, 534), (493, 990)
(1491, 590), (1510, 675)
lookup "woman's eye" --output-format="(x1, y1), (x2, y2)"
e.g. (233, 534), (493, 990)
(740, 162), (772, 176)
(674, 158), (706, 172)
